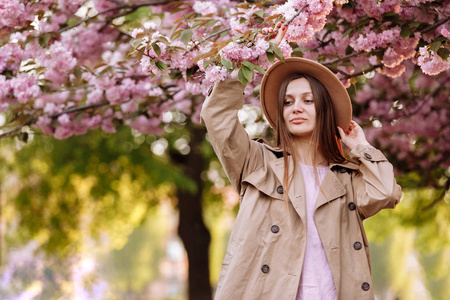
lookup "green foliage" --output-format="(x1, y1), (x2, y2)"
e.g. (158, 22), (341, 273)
(0, 127), (197, 258)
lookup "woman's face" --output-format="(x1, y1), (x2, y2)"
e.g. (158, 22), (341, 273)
(282, 78), (316, 139)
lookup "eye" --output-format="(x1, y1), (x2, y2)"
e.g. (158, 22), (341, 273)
(304, 99), (314, 104)
(284, 99), (293, 106)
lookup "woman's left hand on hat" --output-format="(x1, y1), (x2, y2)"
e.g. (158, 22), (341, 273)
(260, 22), (287, 45)
(337, 120), (372, 151)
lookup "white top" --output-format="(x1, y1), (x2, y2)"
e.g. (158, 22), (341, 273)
(296, 163), (337, 300)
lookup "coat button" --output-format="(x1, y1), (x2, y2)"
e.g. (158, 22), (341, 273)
(276, 186), (283, 194)
(354, 241), (362, 250)
(261, 264), (270, 273)
(361, 282), (370, 291)
(271, 225), (280, 233)
(348, 202), (356, 211)
(363, 153), (372, 160)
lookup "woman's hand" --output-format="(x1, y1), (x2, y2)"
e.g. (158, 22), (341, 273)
(337, 120), (372, 151)
(230, 22), (287, 81)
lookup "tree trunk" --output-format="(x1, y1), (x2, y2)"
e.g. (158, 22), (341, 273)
(172, 125), (213, 300)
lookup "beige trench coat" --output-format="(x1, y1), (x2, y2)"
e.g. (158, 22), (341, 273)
(201, 80), (402, 300)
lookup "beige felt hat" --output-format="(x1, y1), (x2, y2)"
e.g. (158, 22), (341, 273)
(260, 57), (352, 132)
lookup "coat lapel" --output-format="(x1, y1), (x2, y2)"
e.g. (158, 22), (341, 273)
(269, 157), (307, 224)
(315, 170), (346, 210)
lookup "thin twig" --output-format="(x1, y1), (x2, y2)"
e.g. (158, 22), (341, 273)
(58, 0), (178, 33)
(50, 100), (110, 119)
(0, 117), (36, 139)
(323, 51), (365, 66)
(327, 63), (383, 79)
(285, 4), (309, 27)
(192, 28), (231, 49)
(420, 16), (450, 34)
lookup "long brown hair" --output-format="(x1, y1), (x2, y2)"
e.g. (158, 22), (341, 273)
(276, 74), (346, 210)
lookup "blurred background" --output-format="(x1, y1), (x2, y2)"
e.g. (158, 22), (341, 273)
(0, 106), (449, 300)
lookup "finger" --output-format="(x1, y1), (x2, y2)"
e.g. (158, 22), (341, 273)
(337, 126), (345, 138)
(272, 25), (287, 45)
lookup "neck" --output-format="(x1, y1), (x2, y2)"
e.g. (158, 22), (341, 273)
(292, 137), (327, 166)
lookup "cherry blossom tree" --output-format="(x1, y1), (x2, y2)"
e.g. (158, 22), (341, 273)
(0, 0), (449, 299)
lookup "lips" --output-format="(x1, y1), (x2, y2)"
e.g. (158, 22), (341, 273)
(290, 117), (307, 124)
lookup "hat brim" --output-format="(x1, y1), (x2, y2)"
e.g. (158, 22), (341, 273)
(260, 57), (352, 132)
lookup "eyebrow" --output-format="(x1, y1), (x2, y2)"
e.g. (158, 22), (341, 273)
(285, 92), (313, 97)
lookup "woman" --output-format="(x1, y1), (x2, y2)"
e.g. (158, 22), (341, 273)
(200, 57), (402, 300)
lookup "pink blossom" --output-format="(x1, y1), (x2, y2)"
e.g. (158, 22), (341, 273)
(441, 27), (450, 38)
(121, 101), (138, 113)
(383, 47), (403, 68)
(128, 115), (163, 135)
(86, 89), (104, 105)
(0, 0), (33, 28)
(0, 43), (26, 73)
(382, 64), (406, 78)
(193, 1), (218, 15)
(358, 0), (401, 19)
(101, 118), (116, 133)
(84, 115), (102, 129)
(132, 28), (144, 38)
(9, 74), (41, 103)
(34, 116), (54, 135)
(54, 125), (74, 139)
(417, 47), (450, 75)
(204, 66), (228, 84)
(57, 114), (71, 125)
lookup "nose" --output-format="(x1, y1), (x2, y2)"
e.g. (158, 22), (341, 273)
(292, 100), (304, 113)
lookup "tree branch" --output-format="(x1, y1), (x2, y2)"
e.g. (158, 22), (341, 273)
(323, 51), (365, 66)
(327, 63), (383, 79)
(50, 100), (110, 119)
(420, 16), (450, 34)
(59, 0), (178, 33)
(0, 118), (36, 139)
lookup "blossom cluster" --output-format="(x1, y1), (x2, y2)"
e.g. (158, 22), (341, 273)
(0, 0), (448, 146)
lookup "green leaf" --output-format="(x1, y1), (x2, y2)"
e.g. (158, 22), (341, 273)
(238, 68), (249, 87)
(409, 22), (421, 28)
(342, 28), (353, 38)
(253, 65), (266, 75)
(38, 32), (52, 48)
(155, 60), (167, 71)
(73, 66), (82, 80)
(220, 58), (233, 71)
(429, 40), (442, 53)
(152, 43), (161, 57)
(205, 19), (217, 30)
(437, 48), (450, 61)
(272, 44), (285, 62)
(239, 17), (246, 24)
(253, 10), (265, 18)
(203, 59), (214, 70)
(241, 61), (255, 70)
(180, 29), (193, 46)
(400, 27), (412, 38)
(254, 17), (264, 24)
(241, 66), (253, 82)
(266, 51), (275, 63)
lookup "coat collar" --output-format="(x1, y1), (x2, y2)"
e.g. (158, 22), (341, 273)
(259, 141), (360, 171)
(268, 154), (352, 222)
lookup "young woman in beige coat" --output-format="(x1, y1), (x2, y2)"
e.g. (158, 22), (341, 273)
(201, 55), (402, 299)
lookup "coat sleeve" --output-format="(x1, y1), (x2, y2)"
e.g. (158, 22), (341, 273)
(200, 79), (265, 194)
(349, 144), (402, 219)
